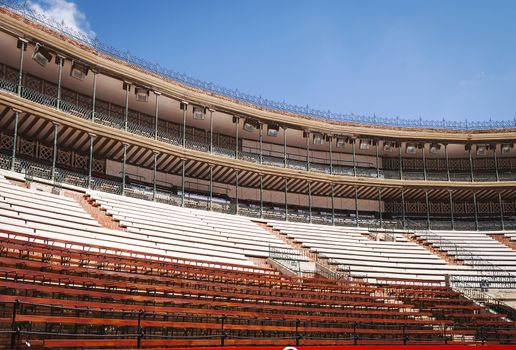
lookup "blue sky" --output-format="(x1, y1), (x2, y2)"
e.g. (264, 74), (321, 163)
(29, 0), (516, 122)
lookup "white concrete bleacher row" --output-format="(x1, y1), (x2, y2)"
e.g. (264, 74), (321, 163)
(418, 230), (516, 273)
(265, 220), (477, 282)
(87, 190), (301, 262)
(0, 175), (255, 267)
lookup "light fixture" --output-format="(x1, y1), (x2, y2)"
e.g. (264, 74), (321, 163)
(501, 143), (513, 154)
(243, 118), (259, 132)
(429, 143), (441, 154)
(135, 87), (149, 102)
(192, 105), (206, 120)
(336, 137), (346, 148)
(383, 141), (393, 152)
(313, 133), (324, 145)
(267, 124), (280, 137)
(476, 144), (487, 156)
(32, 43), (52, 67)
(406, 143), (417, 154)
(359, 139), (371, 150)
(70, 60), (89, 81)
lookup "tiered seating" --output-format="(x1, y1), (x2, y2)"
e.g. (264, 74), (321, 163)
(416, 230), (516, 274)
(0, 176), (251, 266)
(88, 190), (300, 260)
(265, 220), (476, 281)
(0, 232), (513, 348)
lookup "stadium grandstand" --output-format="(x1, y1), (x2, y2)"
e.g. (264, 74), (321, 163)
(0, 1), (515, 349)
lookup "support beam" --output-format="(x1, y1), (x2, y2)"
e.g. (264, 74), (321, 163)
(17, 38), (27, 96)
(425, 191), (430, 230)
(422, 143), (427, 181)
(259, 173), (264, 218)
(123, 82), (130, 132)
(209, 109), (214, 154)
(87, 133), (95, 189)
(352, 138), (357, 177)
(154, 92), (160, 140)
(209, 165), (213, 211)
(259, 122), (263, 164)
(329, 135), (333, 174)
(449, 190), (455, 230)
(378, 188), (383, 228)
(499, 192), (505, 230)
(284, 178), (288, 221)
(10, 111), (20, 171)
(181, 101), (188, 148)
(235, 170), (239, 215)
(306, 131), (310, 171)
(472, 192), (479, 231)
(468, 145), (474, 182)
(181, 159), (185, 207)
(91, 70), (97, 121)
(308, 181), (312, 223)
(234, 116), (239, 159)
(56, 56), (64, 110)
(399, 144), (403, 180)
(494, 145), (500, 181)
(445, 143), (450, 181)
(152, 151), (158, 201)
(283, 127), (287, 168)
(51, 122), (59, 182)
(121, 143), (128, 195)
(401, 189), (406, 228)
(331, 183), (335, 225)
(354, 186), (359, 227)
(375, 141), (380, 178)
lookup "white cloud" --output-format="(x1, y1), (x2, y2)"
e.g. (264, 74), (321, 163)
(28, 0), (95, 41)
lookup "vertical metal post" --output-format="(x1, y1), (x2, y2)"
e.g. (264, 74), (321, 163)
(283, 127), (287, 168)
(91, 70), (97, 121)
(87, 134), (95, 189)
(376, 141), (380, 178)
(123, 82), (130, 131)
(51, 122), (59, 182)
(498, 192), (505, 230)
(378, 188), (383, 228)
(445, 143), (450, 181)
(121, 143), (128, 195)
(16, 39), (27, 96)
(220, 316), (226, 347)
(259, 173), (263, 218)
(181, 159), (185, 207)
(295, 319), (300, 347)
(469, 145), (474, 182)
(425, 191), (431, 229)
(284, 178), (288, 221)
(306, 131), (310, 170)
(354, 186), (359, 227)
(259, 122), (263, 164)
(352, 137), (357, 176)
(209, 109), (214, 154)
(399, 144), (403, 179)
(494, 145), (499, 181)
(181, 102), (188, 147)
(10, 299), (19, 350)
(329, 135), (333, 174)
(331, 183), (335, 225)
(137, 309), (143, 349)
(449, 191), (455, 230)
(10, 111), (20, 171)
(235, 116), (239, 159)
(56, 56), (64, 110)
(235, 170), (239, 215)
(473, 192), (479, 230)
(152, 151), (158, 201)
(154, 92), (160, 140)
(308, 181), (312, 223)
(401, 189), (406, 228)
(422, 143), (427, 180)
(209, 165), (213, 211)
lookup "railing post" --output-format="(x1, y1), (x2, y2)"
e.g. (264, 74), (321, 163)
(443, 322), (447, 344)
(11, 110), (20, 172)
(137, 309), (143, 348)
(220, 315), (227, 347)
(10, 299), (19, 350)
(403, 324), (407, 345)
(353, 321), (358, 345)
(295, 319), (300, 346)
(16, 38), (27, 96)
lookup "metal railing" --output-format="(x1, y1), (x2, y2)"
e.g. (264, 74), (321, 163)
(2, 0), (515, 130)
